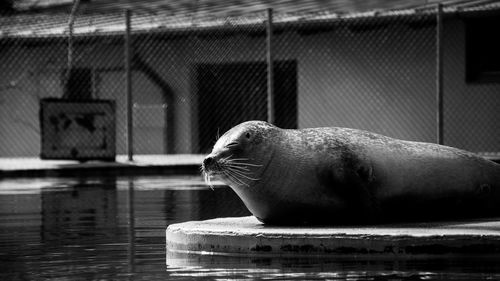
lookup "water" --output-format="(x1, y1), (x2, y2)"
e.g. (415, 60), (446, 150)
(0, 175), (499, 280)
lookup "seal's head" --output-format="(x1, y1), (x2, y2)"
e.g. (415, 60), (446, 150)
(201, 120), (277, 189)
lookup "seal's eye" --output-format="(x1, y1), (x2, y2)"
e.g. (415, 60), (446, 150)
(245, 132), (251, 139)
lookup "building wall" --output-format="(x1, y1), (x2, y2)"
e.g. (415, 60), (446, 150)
(288, 23), (437, 143)
(0, 16), (498, 157)
(442, 18), (500, 153)
(0, 41), (166, 156)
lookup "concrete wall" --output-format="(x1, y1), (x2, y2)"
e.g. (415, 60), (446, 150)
(0, 16), (498, 157)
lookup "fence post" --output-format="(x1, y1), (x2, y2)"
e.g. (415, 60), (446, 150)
(63, 0), (80, 98)
(436, 3), (444, 145)
(125, 9), (134, 161)
(266, 8), (275, 124)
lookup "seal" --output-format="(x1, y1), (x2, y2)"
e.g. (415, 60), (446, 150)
(202, 120), (500, 225)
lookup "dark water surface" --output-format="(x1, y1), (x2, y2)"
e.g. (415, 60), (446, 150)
(1, 175), (499, 280)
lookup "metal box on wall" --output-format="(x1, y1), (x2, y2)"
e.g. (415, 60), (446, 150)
(40, 98), (116, 161)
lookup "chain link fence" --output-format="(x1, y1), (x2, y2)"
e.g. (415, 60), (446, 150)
(0, 3), (499, 159)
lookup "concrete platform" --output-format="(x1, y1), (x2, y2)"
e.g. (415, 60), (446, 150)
(167, 216), (500, 258)
(0, 154), (204, 178)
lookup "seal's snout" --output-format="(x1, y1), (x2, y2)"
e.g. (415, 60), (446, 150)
(202, 155), (218, 188)
(203, 155), (220, 172)
(203, 156), (213, 168)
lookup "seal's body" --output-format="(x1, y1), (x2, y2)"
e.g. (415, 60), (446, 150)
(202, 121), (500, 225)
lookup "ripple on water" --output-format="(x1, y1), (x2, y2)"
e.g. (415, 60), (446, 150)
(1, 175), (500, 280)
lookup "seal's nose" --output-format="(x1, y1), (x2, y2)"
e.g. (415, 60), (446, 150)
(203, 157), (213, 167)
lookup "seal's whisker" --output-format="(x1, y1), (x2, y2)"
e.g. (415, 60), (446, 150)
(227, 166), (259, 173)
(223, 170), (248, 187)
(226, 162), (263, 167)
(203, 172), (209, 185)
(226, 167), (260, 181)
(227, 168), (251, 175)
(230, 171), (259, 182)
(223, 164), (250, 172)
(203, 172), (214, 190)
(226, 169), (250, 186)
(223, 157), (263, 168)
(220, 155), (232, 162)
(225, 158), (254, 162)
(224, 159), (262, 166)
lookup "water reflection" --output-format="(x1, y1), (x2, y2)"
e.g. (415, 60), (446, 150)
(41, 178), (118, 242)
(0, 175), (499, 280)
(167, 252), (500, 280)
(128, 180), (136, 275)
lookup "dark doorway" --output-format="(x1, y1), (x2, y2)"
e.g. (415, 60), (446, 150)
(196, 60), (297, 154)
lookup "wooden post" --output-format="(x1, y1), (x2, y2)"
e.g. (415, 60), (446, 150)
(266, 8), (275, 124)
(436, 3), (444, 145)
(125, 9), (134, 161)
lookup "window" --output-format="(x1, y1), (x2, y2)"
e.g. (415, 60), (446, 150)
(465, 16), (500, 83)
(195, 61), (297, 153)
